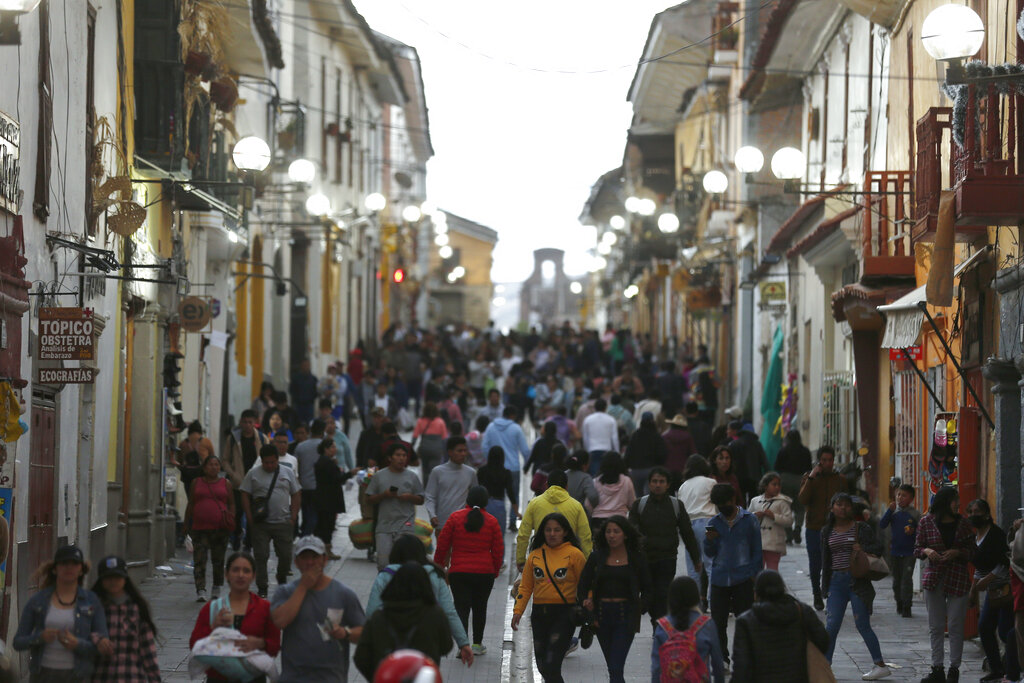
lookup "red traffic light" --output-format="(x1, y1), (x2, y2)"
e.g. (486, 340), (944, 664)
(392, 268), (406, 284)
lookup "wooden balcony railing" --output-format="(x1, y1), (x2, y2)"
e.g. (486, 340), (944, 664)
(914, 86), (1024, 241)
(861, 171), (915, 282)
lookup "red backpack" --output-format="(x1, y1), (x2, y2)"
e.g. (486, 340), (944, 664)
(657, 614), (711, 682)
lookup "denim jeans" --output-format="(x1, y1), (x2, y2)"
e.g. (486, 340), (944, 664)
(588, 450), (606, 477)
(300, 489), (318, 536)
(979, 591), (1014, 675)
(596, 601), (636, 683)
(805, 527), (823, 595)
(486, 497), (506, 529)
(825, 570), (883, 663)
(532, 603), (574, 682)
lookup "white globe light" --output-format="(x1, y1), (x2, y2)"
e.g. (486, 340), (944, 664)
(601, 231), (617, 245)
(658, 213), (681, 233)
(364, 192), (387, 211)
(438, 245), (453, 259)
(624, 196), (641, 213)
(433, 211), (447, 225)
(447, 273), (458, 283)
(597, 242), (612, 255)
(232, 136), (271, 172)
(495, 285), (505, 294)
(287, 158), (316, 184)
(433, 223), (449, 235)
(453, 266), (466, 278)
(434, 233), (449, 247)
(921, 4), (985, 61)
(734, 146), (765, 174)
(304, 192), (331, 217)
(624, 284), (639, 299)
(569, 281), (583, 294)
(492, 296), (506, 307)
(637, 198), (657, 216)
(590, 256), (608, 272)
(702, 170), (729, 194)
(402, 205), (422, 222)
(771, 147), (807, 180)
(609, 215), (626, 230)
(420, 200), (437, 216)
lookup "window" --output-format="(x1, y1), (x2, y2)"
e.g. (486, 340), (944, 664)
(822, 370), (857, 461)
(893, 368), (922, 485)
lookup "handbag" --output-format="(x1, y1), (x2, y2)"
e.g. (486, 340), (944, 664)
(848, 523), (890, 581)
(530, 470), (548, 494)
(250, 467), (280, 523)
(541, 548), (588, 626)
(797, 603), (837, 683)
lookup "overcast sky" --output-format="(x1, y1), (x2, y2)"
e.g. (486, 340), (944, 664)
(353, 1), (675, 283)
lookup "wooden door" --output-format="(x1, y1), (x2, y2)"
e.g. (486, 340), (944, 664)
(28, 393), (56, 584)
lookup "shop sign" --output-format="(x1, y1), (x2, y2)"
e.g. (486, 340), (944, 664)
(179, 296), (212, 332)
(889, 345), (922, 361)
(0, 111), (18, 214)
(759, 280), (786, 301)
(38, 367), (96, 384)
(38, 307), (95, 360)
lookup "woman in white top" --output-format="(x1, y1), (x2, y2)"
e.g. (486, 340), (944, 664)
(677, 454), (718, 608)
(748, 471), (794, 571)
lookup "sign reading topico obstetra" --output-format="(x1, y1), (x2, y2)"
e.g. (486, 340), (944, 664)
(37, 307), (95, 360)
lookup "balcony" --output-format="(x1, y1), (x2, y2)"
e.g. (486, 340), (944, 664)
(914, 90), (1024, 241)
(860, 171), (915, 283)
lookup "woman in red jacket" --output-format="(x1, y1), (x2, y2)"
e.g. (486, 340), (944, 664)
(189, 552), (280, 682)
(434, 486), (504, 656)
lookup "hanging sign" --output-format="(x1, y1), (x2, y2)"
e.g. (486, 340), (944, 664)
(179, 296), (212, 332)
(0, 110), (19, 215)
(889, 345), (922, 361)
(37, 308), (95, 360)
(759, 280), (786, 301)
(38, 367), (96, 384)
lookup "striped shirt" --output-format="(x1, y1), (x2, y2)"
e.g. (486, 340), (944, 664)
(829, 527), (857, 570)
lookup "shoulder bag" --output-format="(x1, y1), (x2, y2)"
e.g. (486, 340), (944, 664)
(797, 602), (837, 683)
(850, 522), (890, 581)
(541, 548), (588, 627)
(250, 467), (280, 523)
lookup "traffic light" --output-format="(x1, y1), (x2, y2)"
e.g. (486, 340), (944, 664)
(163, 352), (183, 398)
(392, 268), (406, 284)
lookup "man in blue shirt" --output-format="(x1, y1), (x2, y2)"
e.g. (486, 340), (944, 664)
(703, 483), (762, 665)
(481, 405), (530, 530)
(879, 483), (920, 617)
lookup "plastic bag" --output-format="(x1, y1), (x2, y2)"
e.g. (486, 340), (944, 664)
(185, 534), (194, 553)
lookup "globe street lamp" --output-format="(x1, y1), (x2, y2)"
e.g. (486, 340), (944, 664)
(402, 205), (422, 222)
(364, 192), (386, 212)
(232, 136), (272, 172)
(636, 198), (657, 216)
(609, 215), (626, 230)
(921, 5), (984, 62)
(770, 147), (807, 191)
(305, 192), (331, 217)
(439, 245), (453, 259)
(702, 170), (729, 194)
(287, 158), (316, 184)
(734, 146), (765, 174)
(658, 213), (680, 234)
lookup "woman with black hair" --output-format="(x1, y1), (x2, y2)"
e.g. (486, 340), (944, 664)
(434, 486), (504, 656)
(732, 569), (828, 682)
(589, 453), (636, 535)
(966, 498), (1012, 682)
(577, 515), (651, 683)
(709, 446), (742, 501)
(512, 513), (587, 682)
(312, 438), (354, 559)
(90, 556), (160, 682)
(774, 429), (812, 544)
(623, 412), (667, 495)
(651, 575), (724, 681)
(915, 486), (975, 683)
(354, 562), (453, 680)
(476, 446), (520, 530)
(365, 534), (473, 666)
(821, 492), (890, 680)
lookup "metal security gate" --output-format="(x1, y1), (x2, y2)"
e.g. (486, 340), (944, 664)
(822, 371), (857, 462)
(893, 369), (923, 486)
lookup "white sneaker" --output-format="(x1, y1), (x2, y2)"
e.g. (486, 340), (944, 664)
(196, 589), (207, 603)
(862, 665), (891, 680)
(471, 643), (486, 656)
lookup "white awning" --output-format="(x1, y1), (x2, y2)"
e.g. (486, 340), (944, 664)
(876, 246), (992, 349)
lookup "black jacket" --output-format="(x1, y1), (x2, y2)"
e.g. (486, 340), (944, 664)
(355, 427), (384, 468)
(577, 548), (652, 632)
(774, 444), (812, 476)
(628, 494), (701, 566)
(728, 430), (769, 497)
(624, 426), (667, 469)
(732, 596), (829, 682)
(525, 435), (559, 474)
(821, 520), (884, 611)
(687, 417), (712, 459)
(353, 598), (453, 680)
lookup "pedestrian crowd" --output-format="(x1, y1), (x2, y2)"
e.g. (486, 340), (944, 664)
(10, 322), (1022, 683)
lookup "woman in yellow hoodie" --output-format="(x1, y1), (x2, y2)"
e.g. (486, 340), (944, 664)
(512, 512), (587, 683)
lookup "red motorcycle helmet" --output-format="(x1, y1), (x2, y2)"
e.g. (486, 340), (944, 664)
(373, 649), (442, 683)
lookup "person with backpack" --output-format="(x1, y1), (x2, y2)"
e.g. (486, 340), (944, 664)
(578, 516), (652, 683)
(731, 569), (829, 682)
(353, 562), (453, 681)
(629, 467), (702, 629)
(651, 575), (724, 682)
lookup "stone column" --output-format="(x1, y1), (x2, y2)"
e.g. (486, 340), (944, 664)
(983, 357), (1022, 526)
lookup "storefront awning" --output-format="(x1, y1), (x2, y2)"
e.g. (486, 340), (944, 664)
(876, 246), (993, 349)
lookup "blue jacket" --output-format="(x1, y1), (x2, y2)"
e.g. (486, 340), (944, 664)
(13, 586), (108, 677)
(879, 505), (920, 557)
(481, 418), (530, 472)
(703, 508), (763, 586)
(651, 611), (725, 683)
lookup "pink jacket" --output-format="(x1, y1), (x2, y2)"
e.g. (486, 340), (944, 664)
(589, 474), (636, 519)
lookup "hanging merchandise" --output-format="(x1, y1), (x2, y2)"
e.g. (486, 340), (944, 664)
(927, 413), (959, 496)
(0, 383), (24, 442)
(774, 373), (799, 437)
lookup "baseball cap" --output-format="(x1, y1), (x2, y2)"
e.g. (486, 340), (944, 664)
(54, 545), (84, 565)
(724, 406), (743, 419)
(293, 536), (326, 557)
(97, 555), (128, 579)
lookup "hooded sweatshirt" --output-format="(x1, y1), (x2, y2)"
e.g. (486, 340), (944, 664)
(481, 418), (530, 472)
(731, 596), (829, 682)
(590, 474), (637, 519)
(516, 486), (593, 565)
(353, 598), (452, 680)
(514, 541), (587, 614)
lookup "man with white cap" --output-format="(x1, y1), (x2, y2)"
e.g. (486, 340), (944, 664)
(271, 535), (365, 682)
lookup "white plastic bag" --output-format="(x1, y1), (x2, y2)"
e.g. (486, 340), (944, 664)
(185, 534), (194, 553)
